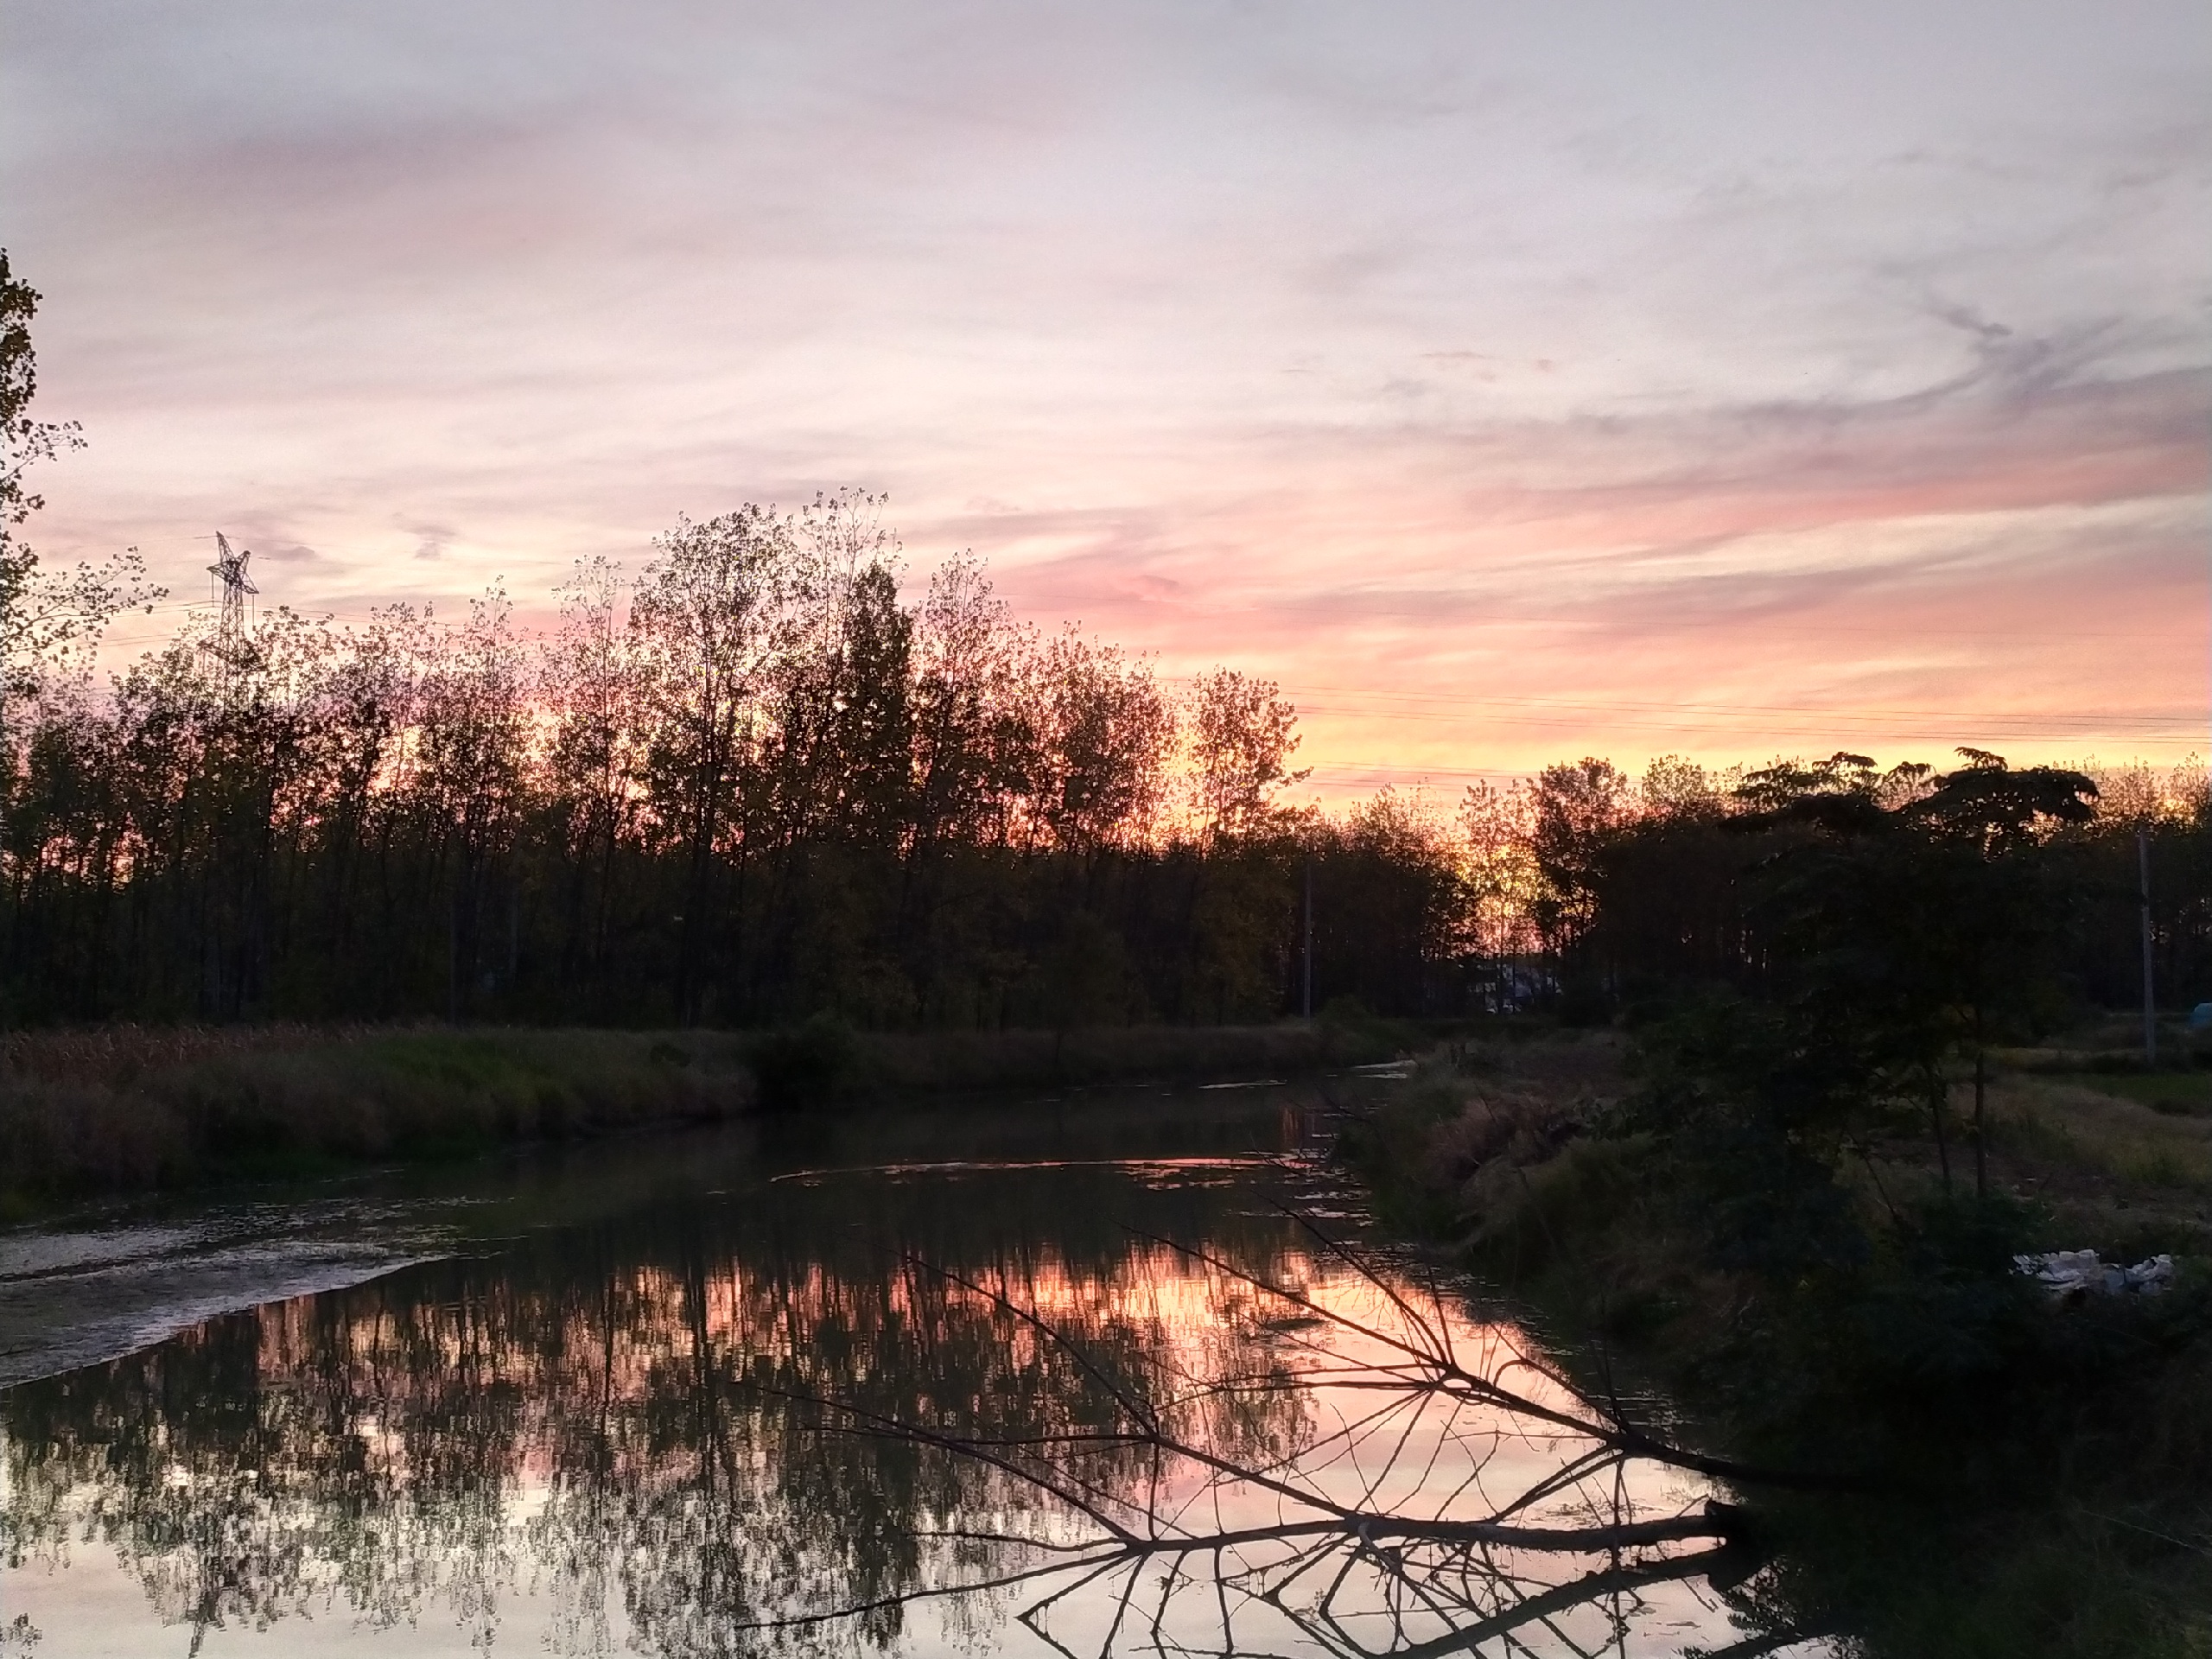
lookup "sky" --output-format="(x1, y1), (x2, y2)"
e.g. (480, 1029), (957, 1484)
(3, 0), (2207, 796)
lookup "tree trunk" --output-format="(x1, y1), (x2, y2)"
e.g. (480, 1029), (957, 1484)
(1929, 1069), (1952, 1198)
(1972, 1042), (1988, 1203)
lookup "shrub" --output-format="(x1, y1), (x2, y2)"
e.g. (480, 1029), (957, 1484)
(747, 1014), (860, 1112)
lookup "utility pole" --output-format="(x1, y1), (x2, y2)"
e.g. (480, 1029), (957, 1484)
(1301, 855), (1313, 1020)
(2139, 824), (2156, 1065)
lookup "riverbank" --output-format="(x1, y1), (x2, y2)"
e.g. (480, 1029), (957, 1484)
(0, 1018), (1377, 1216)
(1342, 1025), (2212, 1657)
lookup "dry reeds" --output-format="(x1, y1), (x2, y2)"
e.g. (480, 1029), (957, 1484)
(0, 1020), (1364, 1212)
(0, 1025), (758, 1211)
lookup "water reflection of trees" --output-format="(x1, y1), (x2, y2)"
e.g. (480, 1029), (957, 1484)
(0, 1170), (1770, 1655)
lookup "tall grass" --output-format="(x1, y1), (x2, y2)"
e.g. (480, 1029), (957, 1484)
(0, 1019), (1378, 1211)
(1992, 1076), (2212, 1198)
(1344, 1035), (2212, 1656)
(0, 1025), (756, 1210)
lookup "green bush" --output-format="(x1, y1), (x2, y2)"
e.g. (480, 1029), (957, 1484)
(747, 1014), (858, 1112)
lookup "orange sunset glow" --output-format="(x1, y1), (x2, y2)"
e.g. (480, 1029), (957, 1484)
(2, 10), (2205, 1641)
(4, 1), (2203, 791)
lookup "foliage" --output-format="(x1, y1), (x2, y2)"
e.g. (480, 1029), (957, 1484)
(0, 280), (1459, 1032)
(1186, 666), (1306, 841)
(0, 1020), (1364, 1206)
(1363, 1030), (2212, 1655)
(1, 255), (2204, 1042)
(0, 1024), (759, 1205)
(0, 250), (162, 734)
(748, 1012), (858, 1112)
(1464, 743), (2199, 1031)
(0, 496), (1454, 1027)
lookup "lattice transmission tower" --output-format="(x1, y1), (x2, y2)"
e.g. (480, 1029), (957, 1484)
(208, 531), (258, 640)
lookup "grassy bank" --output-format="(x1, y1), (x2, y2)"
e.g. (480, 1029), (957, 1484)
(1341, 1024), (2212, 1658)
(841, 1019), (1369, 1096)
(0, 1025), (760, 1213)
(0, 1018), (1378, 1215)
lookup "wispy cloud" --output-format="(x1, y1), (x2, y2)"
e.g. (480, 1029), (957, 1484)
(3, 0), (2203, 786)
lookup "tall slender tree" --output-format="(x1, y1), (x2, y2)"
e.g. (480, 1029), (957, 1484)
(629, 508), (793, 1023)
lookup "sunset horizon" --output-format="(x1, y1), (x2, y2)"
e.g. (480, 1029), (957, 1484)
(5, 0), (2203, 792)
(5, 9), (2212, 1650)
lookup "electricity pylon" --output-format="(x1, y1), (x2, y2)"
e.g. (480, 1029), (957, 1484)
(207, 531), (259, 696)
(208, 531), (257, 640)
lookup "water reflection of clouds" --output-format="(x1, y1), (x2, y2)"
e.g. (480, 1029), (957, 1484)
(0, 1160), (1779, 1655)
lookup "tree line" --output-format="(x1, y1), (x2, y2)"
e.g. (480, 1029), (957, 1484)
(4, 545), (2195, 1033)
(2, 494), (1353, 1026)
(2, 247), (2201, 1033)
(1466, 748), (2207, 1027)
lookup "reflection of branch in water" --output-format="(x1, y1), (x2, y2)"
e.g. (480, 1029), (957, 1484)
(1171, 1196), (1864, 1497)
(738, 1215), (1777, 1658)
(1, 1174), (1821, 1657)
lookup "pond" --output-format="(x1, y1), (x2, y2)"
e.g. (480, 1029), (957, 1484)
(1, 1086), (1816, 1657)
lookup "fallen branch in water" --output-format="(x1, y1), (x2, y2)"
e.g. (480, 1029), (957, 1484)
(728, 1192), (1808, 1656)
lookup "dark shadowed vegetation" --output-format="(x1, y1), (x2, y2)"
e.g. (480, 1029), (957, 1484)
(4, 260), (2205, 1045)
(1338, 746), (2212, 1654)
(1, 510), (2202, 1039)
(2, 486), (1478, 1033)
(0, 1020), (1393, 1211)
(0, 1025), (755, 1208)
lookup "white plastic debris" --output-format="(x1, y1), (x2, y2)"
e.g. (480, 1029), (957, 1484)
(2012, 1249), (2176, 1299)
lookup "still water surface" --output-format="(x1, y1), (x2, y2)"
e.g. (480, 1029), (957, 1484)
(1, 1088), (1806, 1657)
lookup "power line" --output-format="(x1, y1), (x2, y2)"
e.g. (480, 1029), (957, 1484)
(1289, 706), (2198, 744)
(1132, 601), (2185, 643)
(1285, 683), (2199, 727)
